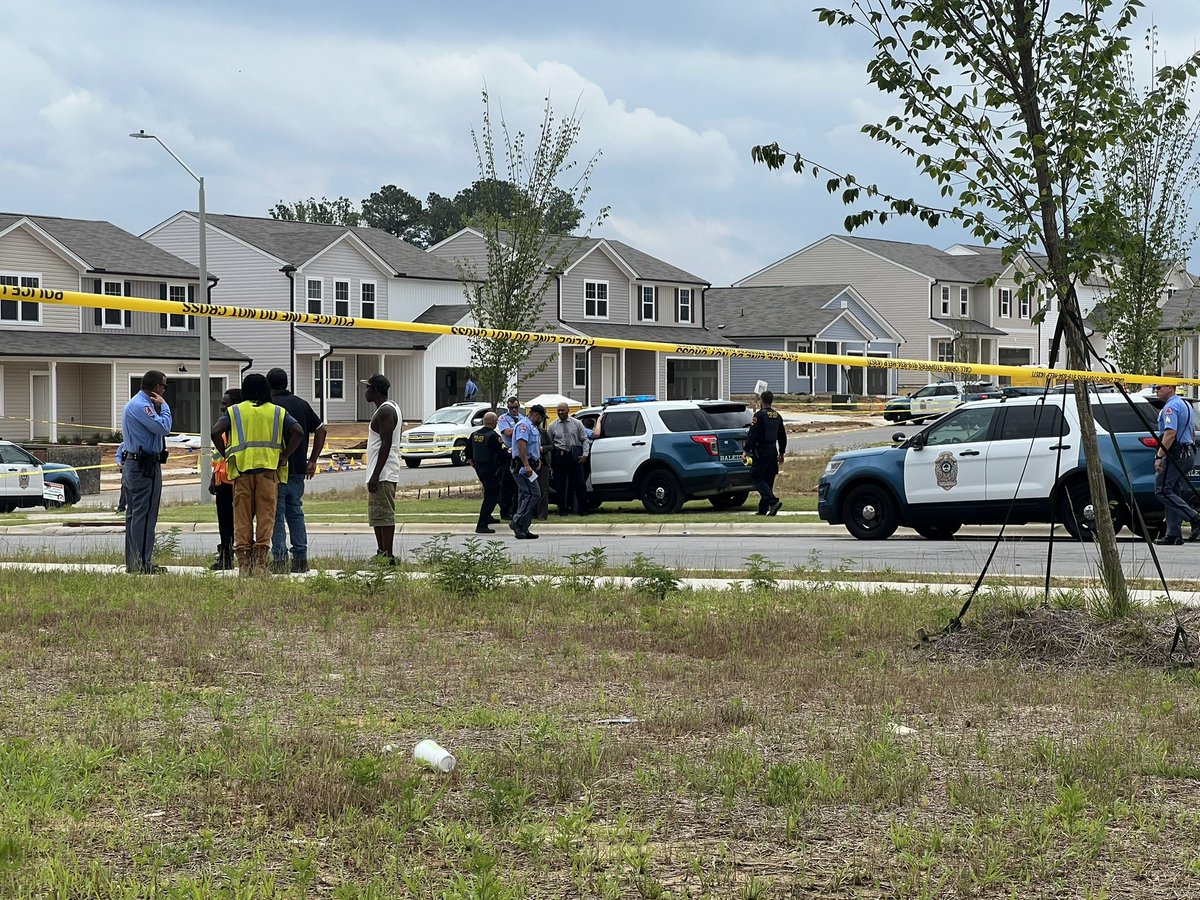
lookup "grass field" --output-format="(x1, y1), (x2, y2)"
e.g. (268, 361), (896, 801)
(3, 549), (1200, 897)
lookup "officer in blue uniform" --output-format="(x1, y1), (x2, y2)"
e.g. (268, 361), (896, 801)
(509, 403), (545, 540)
(496, 397), (523, 520)
(746, 390), (787, 516)
(1153, 378), (1200, 545)
(122, 370), (173, 573)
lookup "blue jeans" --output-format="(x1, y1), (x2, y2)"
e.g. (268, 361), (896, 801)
(272, 477), (308, 561)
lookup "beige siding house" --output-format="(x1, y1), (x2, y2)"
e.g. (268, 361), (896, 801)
(0, 214), (247, 442)
(736, 235), (1054, 389)
(430, 229), (731, 405)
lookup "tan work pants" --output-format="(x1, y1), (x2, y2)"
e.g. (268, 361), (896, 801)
(233, 471), (280, 553)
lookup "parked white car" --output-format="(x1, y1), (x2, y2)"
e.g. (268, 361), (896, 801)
(399, 402), (493, 467)
(0, 440), (47, 513)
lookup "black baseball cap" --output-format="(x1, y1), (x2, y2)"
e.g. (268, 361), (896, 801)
(360, 373), (390, 393)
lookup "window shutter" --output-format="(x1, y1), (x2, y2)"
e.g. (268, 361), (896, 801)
(159, 283), (168, 329)
(636, 287), (643, 321)
(653, 287), (658, 320)
(187, 316), (195, 329)
(122, 280), (131, 326)
(124, 280), (132, 296)
(93, 278), (103, 326)
(674, 288), (680, 321)
(124, 310), (132, 328)
(94, 308), (102, 326)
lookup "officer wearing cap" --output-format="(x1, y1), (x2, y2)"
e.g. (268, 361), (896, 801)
(122, 370), (172, 574)
(1153, 376), (1200, 544)
(746, 390), (787, 516)
(496, 396), (523, 520)
(466, 410), (504, 533)
(509, 403), (545, 539)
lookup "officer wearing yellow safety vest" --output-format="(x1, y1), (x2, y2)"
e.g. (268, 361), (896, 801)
(211, 373), (304, 576)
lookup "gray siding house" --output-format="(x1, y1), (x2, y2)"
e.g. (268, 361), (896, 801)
(735, 235), (1055, 389)
(0, 214), (247, 442)
(706, 285), (903, 395)
(142, 213), (476, 422)
(429, 229), (733, 404)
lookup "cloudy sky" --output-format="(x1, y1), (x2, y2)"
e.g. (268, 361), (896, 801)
(4, 1), (1199, 286)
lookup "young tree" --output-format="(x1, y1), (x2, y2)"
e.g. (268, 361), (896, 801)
(268, 196), (361, 226)
(753, 0), (1200, 612)
(460, 91), (608, 405)
(1091, 29), (1200, 374)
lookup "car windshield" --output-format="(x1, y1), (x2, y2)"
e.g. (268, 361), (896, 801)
(423, 408), (474, 425)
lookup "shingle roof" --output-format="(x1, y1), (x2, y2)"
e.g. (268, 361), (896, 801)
(0, 213), (200, 280)
(0, 330), (248, 360)
(705, 285), (852, 337)
(839, 235), (1004, 282)
(296, 325), (431, 351)
(201, 214), (465, 281)
(1159, 288), (1200, 330)
(414, 305), (470, 326)
(931, 317), (1008, 336)
(569, 321), (735, 346)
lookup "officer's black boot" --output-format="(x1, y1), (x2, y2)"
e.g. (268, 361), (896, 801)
(211, 542), (234, 571)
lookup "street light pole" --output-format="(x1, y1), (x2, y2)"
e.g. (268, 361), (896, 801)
(130, 131), (213, 504)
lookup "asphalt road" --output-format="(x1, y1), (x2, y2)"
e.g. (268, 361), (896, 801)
(4, 527), (1190, 581)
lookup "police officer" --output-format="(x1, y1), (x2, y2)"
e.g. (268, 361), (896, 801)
(1153, 377), (1200, 545)
(466, 410), (505, 534)
(509, 403), (545, 540)
(746, 390), (787, 516)
(122, 370), (172, 574)
(496, 397), (523, 520)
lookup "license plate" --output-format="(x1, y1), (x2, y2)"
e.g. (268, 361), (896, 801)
(720, 453), (744, 463)
(1190, 469), (1200, 479)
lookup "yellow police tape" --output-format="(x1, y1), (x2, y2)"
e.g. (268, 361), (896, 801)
(3, 283), (1195, 388)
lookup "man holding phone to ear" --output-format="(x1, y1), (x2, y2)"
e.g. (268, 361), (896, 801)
(122, 370), (172, 574)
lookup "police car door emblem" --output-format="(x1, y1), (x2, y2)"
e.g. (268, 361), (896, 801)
(935, 451), (958, 491)
(18, 474), (29, 489)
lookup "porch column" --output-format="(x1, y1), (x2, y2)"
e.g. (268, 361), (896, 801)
(48, 360), (58, 443)
(620, 348), (627, 395)
(110, 361), (118, 432)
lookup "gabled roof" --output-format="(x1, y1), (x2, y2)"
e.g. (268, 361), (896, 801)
(296, 305), (471, 351)
(704, 284), (903, 343)
(838, 235), (1007, 282)
(1159, 288), (1200, 330)
(0, 213), (200, 280)
(414, 304), (470, 326)
(0, 330), (247, 360)
(200, 214), (465, 281)
(931, 317), (1008, 336)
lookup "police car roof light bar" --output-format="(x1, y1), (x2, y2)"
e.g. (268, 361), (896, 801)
(604, 395), (656, 405)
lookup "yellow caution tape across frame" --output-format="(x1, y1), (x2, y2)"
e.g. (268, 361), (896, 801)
(4, 284), (1196, 389)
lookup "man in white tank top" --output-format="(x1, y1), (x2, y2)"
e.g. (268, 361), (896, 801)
(362, 374), (401, 563)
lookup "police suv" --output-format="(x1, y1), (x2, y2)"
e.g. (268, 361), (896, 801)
(819, 393), (1197, 540)
(582, 396), (754, 514)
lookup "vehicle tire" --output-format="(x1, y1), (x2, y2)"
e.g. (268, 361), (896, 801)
(450, 444), (467, 467)
(583, 495), (603, 511)
(708, 491), (750, 510)
(404, 458), (422, 468)
(640, 470), (685, 515)
(913, 522), (961, 540)
(842, 483), (899, 540)
(0, 501), (14, 514)
(64, 484), (80, 506)
(1058, 480), (1128, 541)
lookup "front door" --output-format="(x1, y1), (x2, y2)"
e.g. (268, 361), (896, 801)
(903, 405), (998, 506)
(601, 354), (617, 401)
(30, 372), (50, 440)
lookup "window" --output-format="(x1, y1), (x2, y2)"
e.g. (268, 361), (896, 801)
(639, 285), (656, 321)
(924, 407), (997, 446)
(998, 288), (1012, 318)
(959, 287), (970, 317)
(307, 278), (323, 315)
(789, 341), (811, 379)
(314, 358), (345, 400)
(0, 273), (41, 323)
(360, 281), (376, 319)
(939, 286), (951, 316)
(677, 288), (693, 323)
(573, 351), (587, 390)
(166, 284), (188, 330)
(936, 341), (954, 362)
(998, 405), (1068, 440)
(102, 280), (124, 327)
(584, 280), (608, 318)
(597, 410), (645, 438)
(334, 280), (350, 317)
(1019, 290), (1031, 318)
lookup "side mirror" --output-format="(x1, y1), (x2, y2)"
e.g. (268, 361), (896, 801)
(891, 431), (907, 443)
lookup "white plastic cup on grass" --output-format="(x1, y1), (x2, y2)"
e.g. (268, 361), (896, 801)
(413, 739), (456, 773)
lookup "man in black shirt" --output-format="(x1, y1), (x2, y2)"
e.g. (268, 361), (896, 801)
(746, 390), (787, 516)
(266, 368), (328, 572)
(465, 410), (505, 533)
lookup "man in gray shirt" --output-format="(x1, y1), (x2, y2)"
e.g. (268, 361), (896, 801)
(547, 402), (588, 516)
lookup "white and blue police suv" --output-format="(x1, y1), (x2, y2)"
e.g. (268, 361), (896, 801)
(818, 393), (1198, 540)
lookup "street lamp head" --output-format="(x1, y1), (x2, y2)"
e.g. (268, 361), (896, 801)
(129, 130), (154, 139)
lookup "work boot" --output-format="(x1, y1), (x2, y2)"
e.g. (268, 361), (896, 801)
(250, 548), (270, 576)
(211, 542), (233, 571)
(236, 550), (252, 577)
(290, 557), (309, 574)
